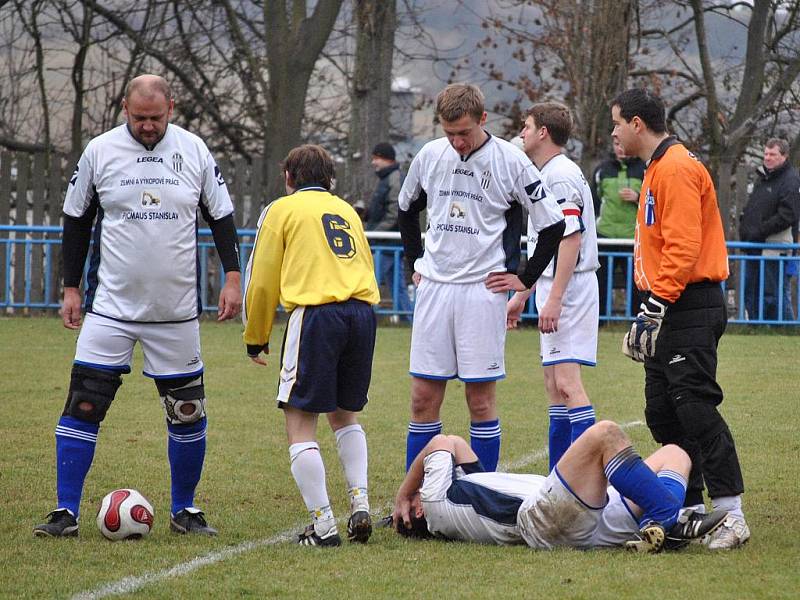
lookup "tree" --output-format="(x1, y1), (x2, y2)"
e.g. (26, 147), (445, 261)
(457, 0), (634, 172)
(345, 0), (397, 206)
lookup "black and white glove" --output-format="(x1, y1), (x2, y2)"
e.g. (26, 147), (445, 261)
(622, 295), (669, 362)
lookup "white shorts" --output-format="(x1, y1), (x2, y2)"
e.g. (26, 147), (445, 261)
(535, 270), (599, 366)
(410, 278), (506, 381)
(516, 468), (605, 549)
(74, 312), (204, 378)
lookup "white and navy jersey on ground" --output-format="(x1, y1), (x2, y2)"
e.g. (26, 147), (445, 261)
(420, 447), (687, 549)
(527, 153), (599, 275)
(398, 134), (564, 284)
(62, 123), (237, 323)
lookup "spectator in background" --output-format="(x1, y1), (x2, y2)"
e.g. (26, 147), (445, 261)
(592, 138), (646, 319)
(366, 142), (412, 317)
(739, 138), (800, 322)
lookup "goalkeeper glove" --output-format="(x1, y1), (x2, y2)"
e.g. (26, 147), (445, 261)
(623, 295), (669, 362)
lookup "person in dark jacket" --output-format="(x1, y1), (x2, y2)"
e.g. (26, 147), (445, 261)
(591, 138), (647, 319)
(366, 143), (412, 316)
(739, 138), (800, 321)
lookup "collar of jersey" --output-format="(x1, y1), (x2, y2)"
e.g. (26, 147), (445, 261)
(124, 123), (169, 151)
(295, 185), (328, 193)
(648, 135), (680, 164)
(458, 130), (493, 162)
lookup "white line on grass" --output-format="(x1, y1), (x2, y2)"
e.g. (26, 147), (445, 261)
(72, 420), (644, 599)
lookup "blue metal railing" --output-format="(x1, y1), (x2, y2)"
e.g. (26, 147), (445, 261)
(1, 225), (798, 325)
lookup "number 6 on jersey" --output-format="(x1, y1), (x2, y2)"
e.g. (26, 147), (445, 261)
(321, 214), (356, 258)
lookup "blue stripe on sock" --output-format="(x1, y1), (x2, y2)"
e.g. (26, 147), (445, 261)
(406, 421), (442, 471)
(55, 416), (99, 518)
(168, 417), (207, 514)
(470, 419), (501, 472)
(549, 404), (571, 471)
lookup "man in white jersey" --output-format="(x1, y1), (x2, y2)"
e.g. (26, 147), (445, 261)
(391, 422), (729, 553)
(398, 84), (565, 474)
(506, 102), (600, 473)
(34, 75), (241, 538)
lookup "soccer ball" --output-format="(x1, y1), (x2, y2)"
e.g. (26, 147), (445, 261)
(96, 489), (155, 540)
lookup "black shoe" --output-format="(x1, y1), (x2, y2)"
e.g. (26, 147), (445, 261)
(624, 521), (666, 554)
(33, 509), (79, 538)
(170, 508), (218, 536)
(297, 523), (342, 547)
(347, 510), (372, 543)
(665, 509), (729, 550)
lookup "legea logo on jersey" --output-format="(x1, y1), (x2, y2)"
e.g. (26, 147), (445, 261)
(172, 152), (183, 173)
(137, 156), (164, 163)
(141, 189), (161, 209)
(449, 202), (465, 219)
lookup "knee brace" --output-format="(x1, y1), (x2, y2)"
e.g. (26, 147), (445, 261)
(156, 375), (206, 425)
(62, 364), (123, 423)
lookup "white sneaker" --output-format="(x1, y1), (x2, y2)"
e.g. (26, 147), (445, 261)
(705, 515), (750, 550)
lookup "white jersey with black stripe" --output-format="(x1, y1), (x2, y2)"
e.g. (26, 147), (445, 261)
(527, 153), (599, 275)
(399, 135), (563, 283)
(63, 123), (233, 322)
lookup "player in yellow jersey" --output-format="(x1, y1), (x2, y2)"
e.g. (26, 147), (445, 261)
(243, 144), (380, 547)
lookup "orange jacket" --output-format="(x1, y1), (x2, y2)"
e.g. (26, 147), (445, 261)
(633, 138), (729, 302)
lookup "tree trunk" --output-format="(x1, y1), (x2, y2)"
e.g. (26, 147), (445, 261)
(345, 0), (397, 207)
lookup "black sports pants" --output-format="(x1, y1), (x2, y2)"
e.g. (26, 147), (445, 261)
(643, 282), (745, 506)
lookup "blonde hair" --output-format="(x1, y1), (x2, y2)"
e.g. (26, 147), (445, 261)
(435, 84), (485, 123)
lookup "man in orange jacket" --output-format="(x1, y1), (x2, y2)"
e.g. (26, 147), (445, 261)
(610, 88), (748, 550)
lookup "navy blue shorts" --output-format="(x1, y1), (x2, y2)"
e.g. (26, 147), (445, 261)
(277, 299), (377, 413)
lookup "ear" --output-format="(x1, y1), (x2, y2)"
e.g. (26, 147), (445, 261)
(167, 98), (175, 120)
(479, 111), (488, 127)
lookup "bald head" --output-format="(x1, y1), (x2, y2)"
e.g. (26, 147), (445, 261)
(125, 75), (172, 103)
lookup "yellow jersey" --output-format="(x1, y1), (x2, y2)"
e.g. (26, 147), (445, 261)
(243, 187), (380, 350)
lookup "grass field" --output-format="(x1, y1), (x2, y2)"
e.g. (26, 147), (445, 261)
(1, 316), (798, 599)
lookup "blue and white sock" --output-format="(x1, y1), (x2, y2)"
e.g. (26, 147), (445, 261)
(568, 405), (595, 443)
(406, 421), (442, 471)
(548, 405), (570, 471)
(167, 417), (207, 515)
(55, 416), (99, 519)
(605, 446), (681, 529)
(658, 470), (688, 510)
(470, 419), (501, 472)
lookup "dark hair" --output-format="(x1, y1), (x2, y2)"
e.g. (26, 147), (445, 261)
(435, 83), (485, 123)
(765, 138), (789, 155)
(372, 142), (396, 161)
(283, 144), (335, 190)
(612, 88), (667, 134)
(396, 515), (433, 540)
(526, 102), (573, 146)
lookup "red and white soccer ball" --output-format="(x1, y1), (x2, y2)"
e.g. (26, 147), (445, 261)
(96, 489), (155, 540)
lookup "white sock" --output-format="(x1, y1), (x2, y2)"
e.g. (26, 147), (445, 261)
(712, 495), (744, 520)
(334, 424), (369, 512)
(289, 442), (336, 535)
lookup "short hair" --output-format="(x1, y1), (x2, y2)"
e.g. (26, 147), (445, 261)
(125, 75), (172, 102)
(283, 144), (336, 191)
(612, 88), (667, 134)
(396, 515), (433, 540)
(526, 102), (573, 147)
(435, 84), (485, 123)
(765, 138), (789, 155)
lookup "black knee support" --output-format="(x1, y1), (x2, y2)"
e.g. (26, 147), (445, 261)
(156, 375), (206, 425)
(674, 400), (727, 442)
(62, 364), (123, 423)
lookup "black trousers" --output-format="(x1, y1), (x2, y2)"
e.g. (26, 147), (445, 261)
(643, 282), (745, 506)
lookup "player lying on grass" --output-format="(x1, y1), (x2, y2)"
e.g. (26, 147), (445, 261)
(391, 420), (728, 552)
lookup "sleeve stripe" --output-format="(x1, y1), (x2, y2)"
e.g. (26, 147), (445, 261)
(562, 208), (581, 217)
